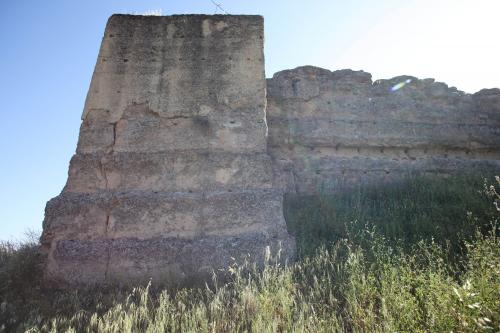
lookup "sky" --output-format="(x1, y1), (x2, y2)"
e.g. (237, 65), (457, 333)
(0, 0), (499, 241)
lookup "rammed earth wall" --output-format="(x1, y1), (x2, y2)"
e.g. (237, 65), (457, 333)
(267, 66), (500, 193)
(42, 14), (500, 287)
(42, 14), (294, 287)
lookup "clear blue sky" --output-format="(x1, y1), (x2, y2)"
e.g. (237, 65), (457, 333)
(1, 0), (499, 240)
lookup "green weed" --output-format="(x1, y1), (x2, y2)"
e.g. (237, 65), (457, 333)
(0, 174), (498, 332)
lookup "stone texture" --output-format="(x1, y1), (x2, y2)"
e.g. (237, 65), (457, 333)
(42, 14), (294, 287)
(267, 66), (500, 193)
(43, 191), (291, 286)
(42, 15), (499, 287)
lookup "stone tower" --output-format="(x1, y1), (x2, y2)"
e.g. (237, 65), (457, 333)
(42, 15), (295, 286)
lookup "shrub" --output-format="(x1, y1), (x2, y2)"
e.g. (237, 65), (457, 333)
(0, 231), (42, 332)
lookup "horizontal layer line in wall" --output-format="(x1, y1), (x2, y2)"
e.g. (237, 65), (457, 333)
(268, 145), (500, 160)
(266, 116), (499, 127)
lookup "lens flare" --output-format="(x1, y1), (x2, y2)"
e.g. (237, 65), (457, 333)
(390, 79), (412, 92)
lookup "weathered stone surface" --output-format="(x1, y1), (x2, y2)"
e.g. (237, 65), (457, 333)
(44, 191), (287, 240)
(43, 191), (291, 285)
(46, 233), (292, 287)
(42, 15), (499, 287)
(267, 66), (500, 194)
(42, 14), (294, 287)
(271, 147), (500, 193)
(65, 151), (279, 193)
(78, 102), (266, 154)
(81, 14), (267, 153)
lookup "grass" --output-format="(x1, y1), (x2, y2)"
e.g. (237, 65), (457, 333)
(0, 173), (499, 332)
(284, 173), (497, 257)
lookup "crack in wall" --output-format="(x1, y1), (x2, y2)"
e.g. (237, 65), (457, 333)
(103, 121), (118, 155)
(99, 158), (109, 190)
(291, 168), (300, 194)
(163, 115), (191, 120)
(112, 122), (117, 152)
(103, 196), (120, 283)
(100, 125), (114, 283)
(103, 213), (112, 282)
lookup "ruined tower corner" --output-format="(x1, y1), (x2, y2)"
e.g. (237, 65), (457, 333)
(41, 14), (294, 288)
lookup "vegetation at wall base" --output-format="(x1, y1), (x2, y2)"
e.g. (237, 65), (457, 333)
(284, 172), (498, 258)
(0, 173), (499, 332)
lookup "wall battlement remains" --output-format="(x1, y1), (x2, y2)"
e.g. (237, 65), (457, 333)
(267, 66), (500, 193)
(42, 15), (500, 286)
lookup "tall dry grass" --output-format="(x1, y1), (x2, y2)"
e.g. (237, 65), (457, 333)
(0, 174), (498, 332)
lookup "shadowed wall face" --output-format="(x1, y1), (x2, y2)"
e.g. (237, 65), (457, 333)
(42, 15), (294, 287)
(266, 66), (500, 194)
